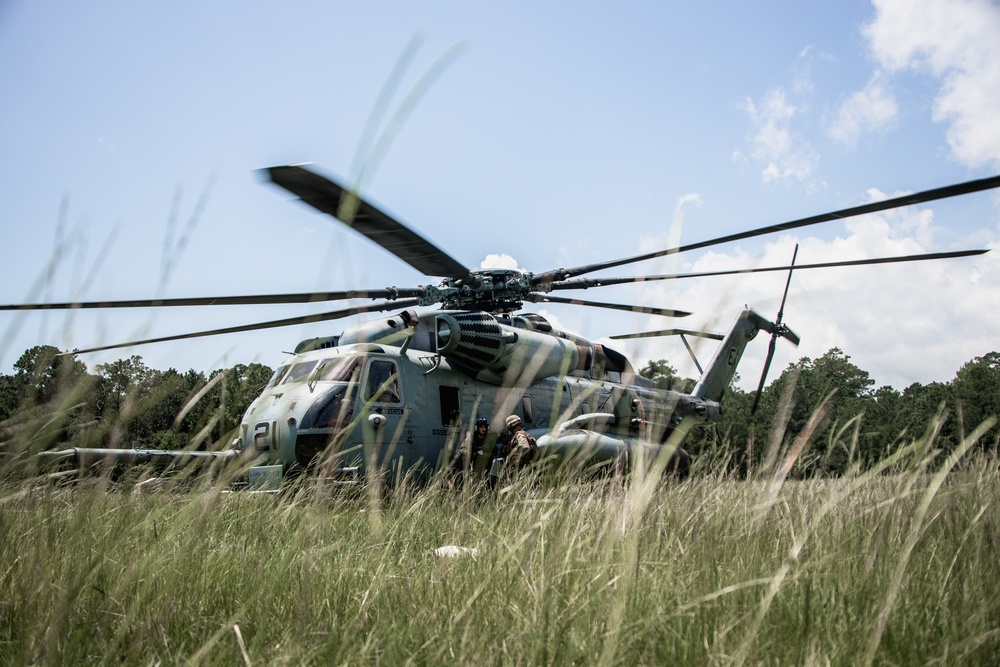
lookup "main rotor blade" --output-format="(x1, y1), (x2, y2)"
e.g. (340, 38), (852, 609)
(64, 299), (421, 356)
(544, 248), (989, 290)
(265, 164), (472, 281)
(775, 243), (798, 328)
(16, 247), (973, 312)
(609, 328), (724, 340)
(533, 174), (1000, 284)
(0, 287), (426, 311)
(524, 293), (691, 318)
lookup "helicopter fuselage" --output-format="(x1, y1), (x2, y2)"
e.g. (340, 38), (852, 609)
(235, 308), (724, 480)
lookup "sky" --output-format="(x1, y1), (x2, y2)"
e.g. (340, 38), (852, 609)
(1, 0), (999, 393)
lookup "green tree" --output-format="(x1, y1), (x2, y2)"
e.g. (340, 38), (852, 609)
(223, 362), (274, 431)
(95, 355), (150, 417)
(638, 359), (696, 393)
(743, 349), (877, 476)
(951, 351), (1000, 453)
(863, 385), (906, 464)
(893, 381), (957, 452)
(11, 344), (88, 407)
(125, 368), (203, 449)
(0, 373), (22, 422)
(91, 355), (154, 448)
(0, 346), (93, 452)
(190, 363), (274, 448)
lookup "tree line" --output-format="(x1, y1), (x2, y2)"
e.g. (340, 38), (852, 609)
(0, 344), (273, 456)
(1, 343), (997, 476)
(640, 348), (1000, 476)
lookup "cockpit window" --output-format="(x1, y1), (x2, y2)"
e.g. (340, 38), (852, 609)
(281, 360), (320, 385)
(300, 383), (358, 430)
(314, 357), (362, 383)
(271, 356), (364, 387)
(366, 360), (401, 403)
(265, 365), (290, 389)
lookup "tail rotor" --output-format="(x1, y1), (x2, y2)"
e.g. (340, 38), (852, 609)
(751, 244), (801, 413)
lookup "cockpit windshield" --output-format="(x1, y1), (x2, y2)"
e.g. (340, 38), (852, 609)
(314, 357), (362, 383)
(282, 360), (320, 384)
(269, 356), (363, 387)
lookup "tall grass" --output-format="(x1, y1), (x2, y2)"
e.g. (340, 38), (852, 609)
(2, 233), (997, 663)
(2, 416), (999, 665)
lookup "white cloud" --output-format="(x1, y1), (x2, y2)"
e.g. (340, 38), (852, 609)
(480, 253), (520, 270)
(740, 89), (819, 183)
(827, 71), (899, 146)
(863, 0), (1000, 169)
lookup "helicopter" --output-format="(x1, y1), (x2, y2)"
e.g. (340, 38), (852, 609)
(11, 164), (1000, 487)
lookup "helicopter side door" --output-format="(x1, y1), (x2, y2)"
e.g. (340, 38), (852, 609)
(358, 356), (411, 474)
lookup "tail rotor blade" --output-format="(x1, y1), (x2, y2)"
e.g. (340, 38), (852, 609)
(753, 244), (799, 414)
(752, 336), (778, 414)
(776, 244), (798, 326)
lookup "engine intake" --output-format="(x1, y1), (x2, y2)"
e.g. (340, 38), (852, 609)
(436, 312), (513, 369)
(435, 311), (587, 384)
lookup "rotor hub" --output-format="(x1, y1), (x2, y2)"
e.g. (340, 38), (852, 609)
(422, 268), (533, 313)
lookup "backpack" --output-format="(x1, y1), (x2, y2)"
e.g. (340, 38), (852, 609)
(523, 433), (538, 464)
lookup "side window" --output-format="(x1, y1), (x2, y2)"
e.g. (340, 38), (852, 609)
(521, 395), (533, 424)
(439, 386), (460, 426)
(366, 360), (401, 403)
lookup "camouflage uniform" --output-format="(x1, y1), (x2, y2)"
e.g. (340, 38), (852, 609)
(506, 428), (537, 469)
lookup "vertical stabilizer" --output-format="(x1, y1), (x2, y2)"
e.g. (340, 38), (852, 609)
(691, 308), (771, 402)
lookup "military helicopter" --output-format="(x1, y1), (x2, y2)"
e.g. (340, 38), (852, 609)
(12, 165), (999, 487)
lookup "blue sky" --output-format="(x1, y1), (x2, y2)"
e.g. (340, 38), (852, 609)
(1, 0), (998, 392)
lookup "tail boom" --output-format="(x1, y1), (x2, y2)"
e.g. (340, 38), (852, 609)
(691, 308), (774, 402)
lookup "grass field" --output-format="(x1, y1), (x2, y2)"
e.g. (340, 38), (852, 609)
(2, 432), (999, 666)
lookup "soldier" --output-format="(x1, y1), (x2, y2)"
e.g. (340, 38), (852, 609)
(504, 414), (537, 469)
(459, 417), (491, 477)
(466, 417), (490, 461)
